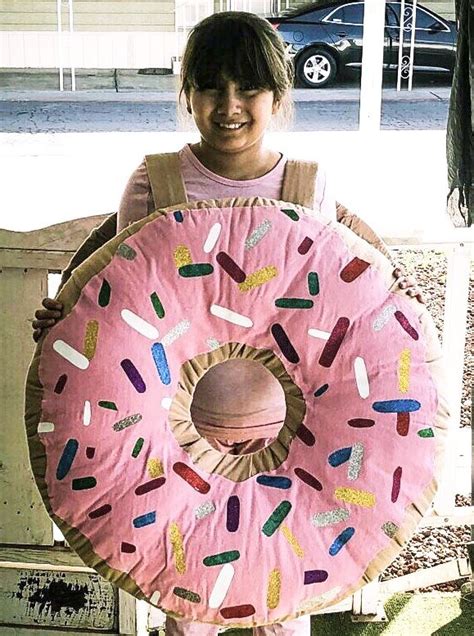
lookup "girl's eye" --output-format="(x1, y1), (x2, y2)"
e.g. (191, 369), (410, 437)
(240, 85), (259, 92)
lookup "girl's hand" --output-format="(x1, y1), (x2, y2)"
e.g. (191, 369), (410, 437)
(393, 266), (425, 304)
(32, 298), (63, 342)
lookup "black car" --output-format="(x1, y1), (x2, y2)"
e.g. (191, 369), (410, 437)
(267, 1), (457, 87)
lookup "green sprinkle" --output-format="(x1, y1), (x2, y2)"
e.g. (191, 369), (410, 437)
(98, 400), (118, 411)
(275, 298), (314, 309)
(117, 243), (137, 260)
(418, 428), (434, 438)
(173, 587), (201, 603)
(179, 264), (214, 278)
(150, 292), (165, 319)
(72, 477), (97, 490)
(262, 501), (292, 537)
(203, 550), (240, 566)
(98, 279), (111, 307)
(281, 208), (299, 221)
(308, 272), (320, 296)
(132, 437), (145, 458)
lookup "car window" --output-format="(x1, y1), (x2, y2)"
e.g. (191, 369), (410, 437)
(385, 5), (399, 28)
(326, 3), (365, 25)
(415, 8), (445, 29)
(387, 3), (446, 30)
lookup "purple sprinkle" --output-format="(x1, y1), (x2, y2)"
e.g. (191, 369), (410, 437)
(226, 496), (240, 532)
(120, 359), (146, 393)
(304, 570), (329, 585)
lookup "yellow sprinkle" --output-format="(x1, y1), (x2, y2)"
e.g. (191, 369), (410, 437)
(83, 320), (99, 360)
(398, 348), (411, 393)
(334, 486), (376, 508)
(174, 245), (192, 268)
(147, 458), (163, 478)
(266, 568), (281, 609)
(238, 266), (278, 292)
(281, 524), (304, 558)
(170, 522), (186, 574)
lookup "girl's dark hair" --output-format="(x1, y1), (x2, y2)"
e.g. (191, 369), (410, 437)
(180, 11), (294, 105)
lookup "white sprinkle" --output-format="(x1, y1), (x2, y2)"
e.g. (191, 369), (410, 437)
(311, 508), (350, 527)
(354, 356), (369, 398)
(245, 219), (272, 250)
(162, 319), (190, 346)
(194, 501), (216, 520)
(209, 563), (235, 608)
(210, 304), (253, 328)
(121, 309), (159, 340)
(150, 591), (161, 605)
(348, 442), (364, 481)
(373, 304), (397, 331)
(38, 421), (55, 434)
(161, 397), (172, 410)
(206, 337), (220, 350)
(308, 328), (330, 340)
(53, 340), (89, 370)
(83, 400), (91, 426)
(203, 223), (222, 253)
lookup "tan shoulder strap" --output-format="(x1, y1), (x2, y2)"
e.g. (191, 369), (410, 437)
(281, 159), (318, 208)
(145, 152), (188, 209)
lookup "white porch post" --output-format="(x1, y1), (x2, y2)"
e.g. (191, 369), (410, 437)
(359, 0), (386, 133)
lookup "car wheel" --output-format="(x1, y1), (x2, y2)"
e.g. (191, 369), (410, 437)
(296, 49), (337, 88)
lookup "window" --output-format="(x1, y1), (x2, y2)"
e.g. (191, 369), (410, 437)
(326, 3), (365, 26)
(387, 3), (447, 31)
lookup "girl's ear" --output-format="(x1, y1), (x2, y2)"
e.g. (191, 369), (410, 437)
(272, 98), (281, 115)
(186, 101), (192, 114)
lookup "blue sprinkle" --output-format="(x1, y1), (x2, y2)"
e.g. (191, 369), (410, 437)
(151, 343), (171, 385)
(314, 383), (329, 397)
(256, 475), (292, 489)
(372, 399), (421, 413)
(329, 527), (355, 556)
(133, 511), (156, 528)
(174, 211), (184, 223)
(328, 447), (352, 467)
(56, 439), (79, 480)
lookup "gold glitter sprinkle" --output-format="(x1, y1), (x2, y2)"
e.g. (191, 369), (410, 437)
(238, 266), (278, 292)
(398, 348), (411, 393)
(382, 521), (399, 538)
(281, 524), (304, 558)
(334, 486), (376, 508)
(147, 458), (163, 478)
(83, 320), (99, 360)
(174, 245), (192, 269)
(170, 522), (186, 574)
(267, 569), (281, 609)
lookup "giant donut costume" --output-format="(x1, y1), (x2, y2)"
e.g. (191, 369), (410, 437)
(25, 192), (448, 628)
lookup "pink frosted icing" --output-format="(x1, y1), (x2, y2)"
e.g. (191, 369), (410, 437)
(37, 204), (439, 625)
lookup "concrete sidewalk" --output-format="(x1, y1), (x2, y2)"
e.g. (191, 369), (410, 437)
(0, 68), (451, 102)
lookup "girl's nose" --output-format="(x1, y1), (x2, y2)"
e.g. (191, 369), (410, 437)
(216, 86), (242, 115)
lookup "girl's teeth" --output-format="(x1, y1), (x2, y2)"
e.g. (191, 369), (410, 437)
(219, 123), (243, 129)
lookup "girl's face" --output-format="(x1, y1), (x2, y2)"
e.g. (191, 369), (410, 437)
(187, 78), (279, 158)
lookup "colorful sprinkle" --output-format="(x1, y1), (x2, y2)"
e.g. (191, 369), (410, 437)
(88, 504), (112, 519)
(296, 424), (315, 446)
(98, 400), (117, 411)
(131, 438), (144, 458)
(238, 266), (278, 292)
(121, 542), (136, 553)
(314, 383), (329, 398)
(418, 427), (434, 438)
(397, 411), (410, 436)
(319, 317), (350, 368)
(340, 257), (370, 282)
(348, 418), (375, 428)
(98, 279), (111, 307)
(262, 501), (292, 537)
(147, 458), (164, 478)
(121, 309), (159, 340)
(373, 304), (397, 331)
(161, 319), (191, 346)
(120, 359), (146, 393)
(203, 551), (240, 567)
(174, 211), (184, 223)
(150, 292), (165, 319)
(206, 337), (220, 350)
(38, 422), (55, 434)
(308, 272), (320, 296)
(173, 462), (210, 494)
(280, 208), (299, 221)
(226, 496), (240, 532)
(328, 447), (352, 467)
(382, 521), (399, 538)
(54, 374), (68, 394)
(72, 476), (97, 490)
(221, 605), (255, 619)
(271, 323), (299, 363)
(297, 236), (314, 255)
(195, 501), (216, 520)
(216, 251), (246, 283)
(281, 525), (304, 558)
(174, 245), (192, 268)
(83, 320), (99, 360)
(86, 447), (95, 459)
(83, 400), (91, 426)
(329, 527), (355, 556)
(335, 487), (375, 508)
(135, 477), (166, 495)
(133, 511), (156, 528)
(348, 442), (364, 481)
(294, 467), (322, 491)
(312, 508), (350, 528)
(210, 304), (253, 328)
(308, 327), (330, 340)
(275, 298), (314, 309)
(354, 356), (369, 398)
(204, 222), (222, 253)
(179, 263), (214, 277)
(398, 348), (411, 393)
(170, 522), (186, 574)
(209, 563), (235, 608)
(113, 413), (142, 432)
(117, 243), (136, 260)
(395, 310), (419, 340)
(373, 399), (421, 413)
(304, 570), (328, 584)
(161, 397), (172, 410)
(245, 219), (272, 250)
(56, 439), (79, 480)
(151, 343), (171, 385)
(267, 569), (281, 609)
(391, 466), (402, 503)
(173, 587), (201, 603)
(150, 591), (160, 605)
(53, 340), (89, 370)
(256, 475), (292, 489)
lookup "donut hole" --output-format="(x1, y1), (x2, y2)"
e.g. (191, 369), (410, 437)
(190, 359), (287, 455)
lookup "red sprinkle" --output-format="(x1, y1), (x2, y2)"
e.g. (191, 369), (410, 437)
(220, 604), (256, 619)
(135, 477), (166, 495)
(396, 412), (410, 436)
(391, 466), (402, 503)
(295, 423), (315, 446)
(216, 252), (246, 283)
(88, 504), (112, 519)
(294, 467), (322, 491)
(121, 542), (136, 553)
(297, 236), (314, 255)
(319, 317), (350, 368)
(394, 311), (419, 340)
(348, 418), (375, 428)
(86, 446), (96, 459)
(173, 462), (210, 494)
(340, 257), (370, 282)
